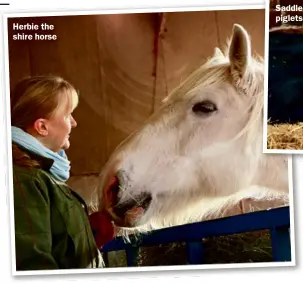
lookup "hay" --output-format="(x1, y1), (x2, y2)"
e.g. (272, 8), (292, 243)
(267, 122), (303, 150)
(135, 230), (273, 266)
(104, 230), (273, 267)
(202, 230), (272, 264)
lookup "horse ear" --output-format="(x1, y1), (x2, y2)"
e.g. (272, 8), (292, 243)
(228, 24), (251, 77)
(213, 47), (224, 58)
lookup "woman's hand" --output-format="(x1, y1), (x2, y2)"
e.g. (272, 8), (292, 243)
(89, 211), (116, 248)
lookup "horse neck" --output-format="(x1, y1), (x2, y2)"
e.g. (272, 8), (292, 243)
(252, 153), (289, 194)
(250, 120), (289, 194)
(235, 116), (289, 196)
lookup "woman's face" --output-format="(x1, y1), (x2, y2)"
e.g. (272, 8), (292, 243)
(42, 91), (78, 152)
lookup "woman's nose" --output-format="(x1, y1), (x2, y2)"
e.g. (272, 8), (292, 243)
(71, 115), (77, 127)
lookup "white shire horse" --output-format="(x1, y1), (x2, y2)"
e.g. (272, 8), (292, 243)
(96, 24), (289, 235)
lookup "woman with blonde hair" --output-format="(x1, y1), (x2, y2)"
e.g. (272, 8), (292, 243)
(11, 75), (114, 270)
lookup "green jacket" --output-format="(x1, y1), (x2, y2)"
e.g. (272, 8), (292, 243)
(13, 147), (104, 270)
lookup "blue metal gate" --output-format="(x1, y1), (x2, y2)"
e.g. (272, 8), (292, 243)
(101, 206), (291, 266)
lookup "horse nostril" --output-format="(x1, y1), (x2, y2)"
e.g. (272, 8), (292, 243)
(141, 193), (152, 210)
(106, 175), (121, 207)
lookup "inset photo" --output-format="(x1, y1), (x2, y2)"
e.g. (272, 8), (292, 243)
(265, 0), (303, 152)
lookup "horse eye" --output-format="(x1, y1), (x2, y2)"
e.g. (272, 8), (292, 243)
(192, 101), (217, 114)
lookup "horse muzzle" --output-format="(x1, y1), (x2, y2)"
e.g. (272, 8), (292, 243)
(103, 173), (152, 228)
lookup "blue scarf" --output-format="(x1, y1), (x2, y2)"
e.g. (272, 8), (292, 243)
(11, 126), (71, 182)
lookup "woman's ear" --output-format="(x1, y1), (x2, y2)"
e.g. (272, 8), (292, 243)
(32, 118), (49, 137)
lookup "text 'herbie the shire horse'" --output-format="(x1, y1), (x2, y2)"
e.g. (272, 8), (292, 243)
(96, 24), (289, 236)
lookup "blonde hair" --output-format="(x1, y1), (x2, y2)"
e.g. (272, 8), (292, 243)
(11, 75), (78, 167)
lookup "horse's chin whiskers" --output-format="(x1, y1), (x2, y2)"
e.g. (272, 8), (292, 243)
(123, 190), (142, 206)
